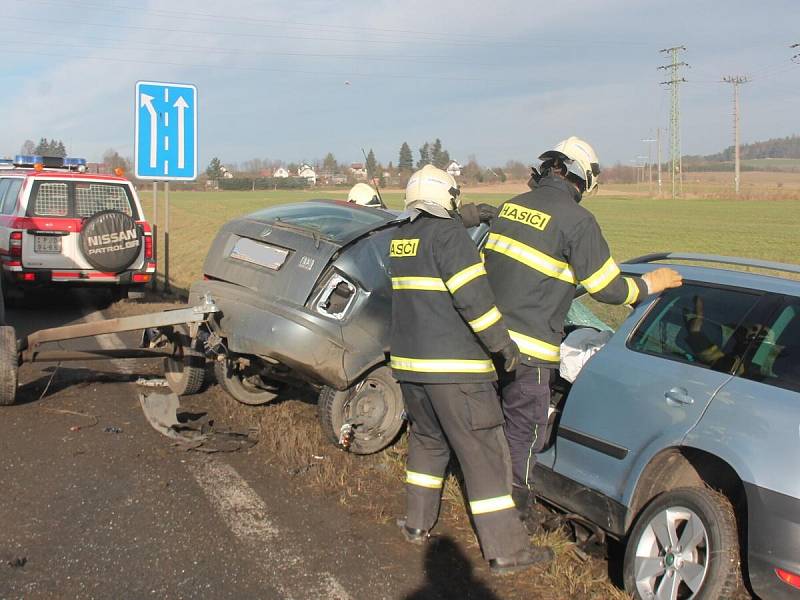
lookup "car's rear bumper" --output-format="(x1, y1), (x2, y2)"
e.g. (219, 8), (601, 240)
(191, 280), (383, 390)
(745, 482), (800, 598)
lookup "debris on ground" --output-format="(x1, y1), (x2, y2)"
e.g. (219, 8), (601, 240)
(139, 392), (257, 453)
(40, 407), (99, 432)
(135, 377), (170, 388)
(103, 426), (123, 434)
(7, 557), (27, 568)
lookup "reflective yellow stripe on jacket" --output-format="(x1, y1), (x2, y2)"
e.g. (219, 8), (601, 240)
(623, 277), (640, 305)
(581, 257), (621, 294)
(468, 306), (502, 333)
(391, 276), (448, 291)
(445, 262), (486, 293)
(470, 494), (515, 515)
(485, 233), (576, 284)
(509, 330), (561, 362)
(406, 470), (444, 489)
(390, 356), (496, 374)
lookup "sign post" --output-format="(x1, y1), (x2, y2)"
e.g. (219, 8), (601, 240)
(134, 81), (198, 294)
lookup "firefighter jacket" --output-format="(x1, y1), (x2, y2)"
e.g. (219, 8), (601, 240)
(484, 175), (648, 368)
(389, 212), (513, 384)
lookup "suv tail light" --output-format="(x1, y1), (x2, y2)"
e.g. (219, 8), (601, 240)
(9, 231), (22, 257)
(144, 233), (153, 260)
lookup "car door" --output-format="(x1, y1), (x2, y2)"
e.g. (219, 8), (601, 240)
(549, 283), (771, 513)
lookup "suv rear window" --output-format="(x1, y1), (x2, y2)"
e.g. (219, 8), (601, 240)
(628, 284), (762, 374)
(29, 181), (136, 218)
(249, 201), (392, 243)
(75, 183), (132, 217)
(1, 178), (23, 214)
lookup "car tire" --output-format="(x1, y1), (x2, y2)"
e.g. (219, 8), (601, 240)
(214, 358), (282, 406)
(623, 486), (743, 600)
(163, 325), (205, 396)
(318, 365), (405, 455)
(0, 325), (19, 406)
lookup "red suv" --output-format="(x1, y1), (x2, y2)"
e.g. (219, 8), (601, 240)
(0, 155), (155, 304)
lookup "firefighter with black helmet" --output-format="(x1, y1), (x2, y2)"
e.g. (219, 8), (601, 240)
(390, 164), (553, 573)
(484, 137), (683, 524)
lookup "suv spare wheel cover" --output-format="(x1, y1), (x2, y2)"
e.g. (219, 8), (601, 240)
(79, 210), (143, 272)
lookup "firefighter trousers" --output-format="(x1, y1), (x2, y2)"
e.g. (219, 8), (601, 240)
(500, 364), (552, 489)
(401, 381), (530, 560)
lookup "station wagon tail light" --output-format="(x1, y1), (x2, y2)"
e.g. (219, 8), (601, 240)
(309, 272), (357, 320)
(9, 231), (22, 257)
(776, 568), (800, 590)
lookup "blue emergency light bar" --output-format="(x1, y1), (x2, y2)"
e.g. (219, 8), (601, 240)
(0, 158), (13, 166)
(14, 155), (87, 171)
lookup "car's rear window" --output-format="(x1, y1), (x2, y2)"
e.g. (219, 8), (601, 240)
(249, 201), (392, 243)
(29, 180), (136, 218)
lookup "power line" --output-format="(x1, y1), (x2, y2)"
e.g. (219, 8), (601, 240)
(0, 28), (501, 67)
(722, 76), (749, 195)
(658, 45), (688, 200)
(0, 44), (509, 83)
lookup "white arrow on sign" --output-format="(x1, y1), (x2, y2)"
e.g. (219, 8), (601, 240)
(140, 93), (158, 168)
(174, 96), (189, 170)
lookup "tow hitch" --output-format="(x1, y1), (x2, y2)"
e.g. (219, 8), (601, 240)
(0, 294), (221, 406)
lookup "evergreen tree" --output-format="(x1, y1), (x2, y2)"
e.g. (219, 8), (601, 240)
(53, 140), (67, 157)
(417, 143), (431, 169)
(398, 142), (413, 171)
(34, 138), (50, 155)
(365, 149), (378, 179)
(206, 157), (224, 179)
(322, 152), (338, 172)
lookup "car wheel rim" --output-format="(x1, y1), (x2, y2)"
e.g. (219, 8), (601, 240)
(345, 378), (391, 441)
(633, 506), (709, 600)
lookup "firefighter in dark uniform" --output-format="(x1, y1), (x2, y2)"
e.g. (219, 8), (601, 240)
(484, 137), (683, 521)
(390, 165), (553, 573)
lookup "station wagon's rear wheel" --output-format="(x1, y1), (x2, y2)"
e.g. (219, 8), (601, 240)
(163, 325), (206, 396)
(214, 358), (282, 406)
(318, 366), (405, 455)
(0, 325), (18, 406)
(623, 486), (743, 600)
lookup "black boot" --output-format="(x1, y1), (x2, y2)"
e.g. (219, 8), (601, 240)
(512, 486), (545, 534)
(396, 517), (429, 545)
(489, 544), (555, 575)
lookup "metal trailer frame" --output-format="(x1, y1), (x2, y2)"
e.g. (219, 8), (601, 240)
(0, 294), (221, 406)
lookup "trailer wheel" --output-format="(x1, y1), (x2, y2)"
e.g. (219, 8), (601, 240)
(163, 325), (205, 396)
(214, 358), (282, 406)
(0, 325), (18, 406)
(318, 366), (405, 455)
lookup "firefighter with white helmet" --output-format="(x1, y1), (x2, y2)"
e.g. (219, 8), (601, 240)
(347, 182), (384, 207)
(484, 137), (683, 527)
(390, 164), (553, 573)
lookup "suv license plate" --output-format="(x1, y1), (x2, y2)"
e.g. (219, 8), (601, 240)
(34, 234), (62, 254)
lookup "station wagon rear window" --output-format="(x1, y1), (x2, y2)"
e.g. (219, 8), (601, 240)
(249, 202), (391, 243)
(75, 183), (133, 217)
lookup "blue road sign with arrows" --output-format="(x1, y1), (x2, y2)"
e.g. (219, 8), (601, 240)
(135, 81), (197, 180)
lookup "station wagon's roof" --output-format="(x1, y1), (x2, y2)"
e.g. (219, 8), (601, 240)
(622, 262), (800, 297)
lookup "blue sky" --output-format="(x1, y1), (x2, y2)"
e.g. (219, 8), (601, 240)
(0, 0), (798, 170)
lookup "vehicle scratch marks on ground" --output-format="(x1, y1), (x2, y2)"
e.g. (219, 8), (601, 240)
(86, 307), (353, 600)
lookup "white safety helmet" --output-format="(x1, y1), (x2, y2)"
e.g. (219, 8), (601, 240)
(404, 165), (461, 219)
(538, 136), (601, 195)
(347, 183), (381, 207)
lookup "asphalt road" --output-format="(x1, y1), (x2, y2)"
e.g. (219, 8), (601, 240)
(1, 291), (489, 600)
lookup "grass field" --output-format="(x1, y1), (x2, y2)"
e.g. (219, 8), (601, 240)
(137, 187), (800, 295)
